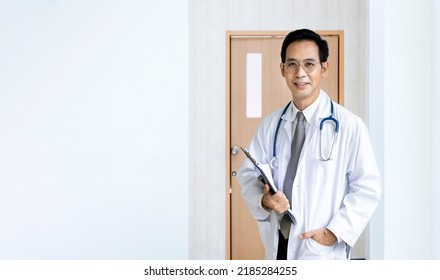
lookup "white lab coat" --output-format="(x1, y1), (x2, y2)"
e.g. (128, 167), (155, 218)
(237, 90), (381, 260)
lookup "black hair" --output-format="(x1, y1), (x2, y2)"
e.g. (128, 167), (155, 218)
(280, 29), (329, 63)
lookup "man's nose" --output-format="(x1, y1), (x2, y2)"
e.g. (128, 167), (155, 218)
(295, 65), (307, 77)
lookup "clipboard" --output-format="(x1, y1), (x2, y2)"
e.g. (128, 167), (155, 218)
(240, 147), (278, 195)
(240, 147), (297, 225)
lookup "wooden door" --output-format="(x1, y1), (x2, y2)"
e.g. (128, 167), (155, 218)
(227, 31), (343, 259)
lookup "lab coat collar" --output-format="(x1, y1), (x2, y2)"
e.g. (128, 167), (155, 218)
(315, 90), (332, 119)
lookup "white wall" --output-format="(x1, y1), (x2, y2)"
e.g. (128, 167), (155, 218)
(431, 0), (440, 260)
(383, 0), (432, 259)
(368, 0), (438, 259)
(366, 0), (385, 260)
(0, 0), (189, 259)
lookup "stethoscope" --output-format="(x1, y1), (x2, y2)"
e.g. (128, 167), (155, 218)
(269, 98), (339, 169)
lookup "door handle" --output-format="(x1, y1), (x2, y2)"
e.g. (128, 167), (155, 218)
(231, 146), (239, 155)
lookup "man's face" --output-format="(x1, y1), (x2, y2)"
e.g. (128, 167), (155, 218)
(280, 40), (328, 110)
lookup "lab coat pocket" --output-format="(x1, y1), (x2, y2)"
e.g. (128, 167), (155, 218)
(310, 157), (339, 196)
(299, 238), (334, 259)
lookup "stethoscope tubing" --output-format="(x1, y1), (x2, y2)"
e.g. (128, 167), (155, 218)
(271, 97), (339, 167)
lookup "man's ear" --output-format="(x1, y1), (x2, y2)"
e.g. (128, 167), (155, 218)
(321, 61), (329, 78)
(280, 62), (285, 77)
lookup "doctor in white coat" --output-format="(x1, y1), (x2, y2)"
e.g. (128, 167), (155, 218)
(237, 29), (381, 260)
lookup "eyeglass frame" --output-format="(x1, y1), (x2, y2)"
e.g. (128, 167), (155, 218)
(282, 59), (323, 74)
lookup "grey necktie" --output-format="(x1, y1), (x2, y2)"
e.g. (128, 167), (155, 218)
(280, 111), (305, 239)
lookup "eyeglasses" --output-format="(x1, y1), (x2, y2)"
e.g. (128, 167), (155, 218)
(283, 59), (321, 74)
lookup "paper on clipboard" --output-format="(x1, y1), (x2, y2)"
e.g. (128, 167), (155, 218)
(258, 163), (276, 191)
(240, 146), (297, 225)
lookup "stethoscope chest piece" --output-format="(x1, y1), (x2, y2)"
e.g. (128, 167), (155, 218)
(269, 157), (279, 169)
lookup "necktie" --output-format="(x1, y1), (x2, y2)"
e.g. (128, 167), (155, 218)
(280, 111), (305, 239)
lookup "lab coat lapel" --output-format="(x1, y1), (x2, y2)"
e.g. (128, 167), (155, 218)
(301, 91), (331, 157)
(281, 103), (295, 143)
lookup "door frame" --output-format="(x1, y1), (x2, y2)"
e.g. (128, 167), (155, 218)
(225, 30), (344, 259)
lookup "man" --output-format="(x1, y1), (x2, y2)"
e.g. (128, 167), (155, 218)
(236, 29), (381, 260)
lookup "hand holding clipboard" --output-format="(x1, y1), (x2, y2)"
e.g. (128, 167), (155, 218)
(240, 147), (297, 225)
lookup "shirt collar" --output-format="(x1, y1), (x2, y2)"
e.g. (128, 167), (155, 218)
(290, 93), (321, 124)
